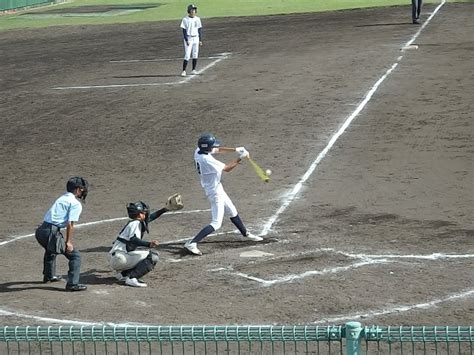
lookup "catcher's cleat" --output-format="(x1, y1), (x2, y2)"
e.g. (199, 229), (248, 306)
(125, 277), (147, 288)
(184, 241), (202, 256)
(246, 233), (263, 242)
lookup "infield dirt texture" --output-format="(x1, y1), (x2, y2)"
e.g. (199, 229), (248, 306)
(0, 3), (473, 327)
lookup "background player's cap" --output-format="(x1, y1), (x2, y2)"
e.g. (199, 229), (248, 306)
(187, 4), (197, 13)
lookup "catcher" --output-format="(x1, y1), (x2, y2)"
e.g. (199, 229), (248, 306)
(107, 194), (183, 288)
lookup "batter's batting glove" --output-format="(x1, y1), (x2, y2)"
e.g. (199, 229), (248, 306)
(236, 147), (246, 154)
(239, 149), (249, 159)
(165, 193), (184, 211)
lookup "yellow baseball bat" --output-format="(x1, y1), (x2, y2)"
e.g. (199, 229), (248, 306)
(247, 156), (270, 183)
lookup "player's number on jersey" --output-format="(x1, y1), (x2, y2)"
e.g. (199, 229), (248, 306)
(195, 162), (201, 175)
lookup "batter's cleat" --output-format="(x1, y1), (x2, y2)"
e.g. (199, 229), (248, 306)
(191, 69), (198, 75)
(412, 18), (420, 24)
(125, 277), (147, 288)
(115, 272), (126, 282)
(184, 241), (202, 256)
(246, 233), (263, 242)
(65, 284), (87, 292)
(43, 275), (63, 283)
(181, 71), (187, 77)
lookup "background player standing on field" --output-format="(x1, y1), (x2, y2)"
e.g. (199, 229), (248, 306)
(184, 133), (264, 256)
(34, 176), (89, 292)
(411, 0), (422, 24)
(180, 4), (202, 77)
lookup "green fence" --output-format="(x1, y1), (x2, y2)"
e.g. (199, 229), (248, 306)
(0, 323), (473, 354)
(0, 0), (53, 12)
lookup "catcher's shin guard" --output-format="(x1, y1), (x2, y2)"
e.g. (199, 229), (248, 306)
(128, 252), (158, 279)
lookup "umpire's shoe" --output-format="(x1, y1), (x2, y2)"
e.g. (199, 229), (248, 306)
(43, 275), (63, 283)
(65, 284), (87, 292)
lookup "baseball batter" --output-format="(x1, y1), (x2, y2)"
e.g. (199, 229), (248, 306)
(108, 195), (183, 288)
(184, 133), (263, 256)
(180, 4), (202, 77)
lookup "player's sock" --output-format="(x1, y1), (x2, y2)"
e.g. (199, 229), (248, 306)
(192, 58), (198, 70)
(192, 225), (215, 243)
(230, 215), (247, 236)
(183, 60), (188, 71)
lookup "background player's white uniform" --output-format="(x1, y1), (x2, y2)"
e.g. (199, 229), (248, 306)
(180, 15), (202, 61)
(194, 148), (238, 230)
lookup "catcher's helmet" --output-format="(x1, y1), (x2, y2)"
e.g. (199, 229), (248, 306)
(187, 4), (197, 13)
(126, 201), (150, 219)
(66, 176), (89, 202)
(198, 133), (220, 152)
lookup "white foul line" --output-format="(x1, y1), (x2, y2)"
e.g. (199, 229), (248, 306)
(51, 53), (230, 90)
(259, 0), (446, 237)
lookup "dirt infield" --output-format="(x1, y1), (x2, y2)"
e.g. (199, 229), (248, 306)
(0, 3), (472, 327)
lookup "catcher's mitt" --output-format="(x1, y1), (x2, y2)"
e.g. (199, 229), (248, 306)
(165, 193), (184, 211)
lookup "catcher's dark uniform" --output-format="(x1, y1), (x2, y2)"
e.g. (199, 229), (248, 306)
(412, 0), (422, 24)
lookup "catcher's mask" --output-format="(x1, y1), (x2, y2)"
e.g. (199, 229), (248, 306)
(66, 176), (89, 203)
(187, 4), (197, 13)
(127, 201), (150, 233)
(198, 133), (220, 153)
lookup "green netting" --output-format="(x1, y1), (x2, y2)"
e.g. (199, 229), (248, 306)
(0, 325), (342, 342)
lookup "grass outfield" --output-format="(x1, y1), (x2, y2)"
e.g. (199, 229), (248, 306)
(0, 0), (446, 31)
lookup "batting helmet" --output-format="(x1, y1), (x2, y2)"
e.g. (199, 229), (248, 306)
(187, 4), (197, 13)
(198, 133), (220, 152)
(126, 201), (150, 219)
(66, 176), (89, 202)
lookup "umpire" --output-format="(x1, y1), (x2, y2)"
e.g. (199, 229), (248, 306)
(35, 177), (89, 292)
(412, 0), (422, 24)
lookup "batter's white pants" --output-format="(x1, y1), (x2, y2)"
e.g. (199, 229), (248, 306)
(208, 184), (238, 230)
(183, 36), (200, 60)
(107, 250), (149, 271)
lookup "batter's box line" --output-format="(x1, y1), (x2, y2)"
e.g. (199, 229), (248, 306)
(220, 248), (474, 286)
(51, 53), (232, 90)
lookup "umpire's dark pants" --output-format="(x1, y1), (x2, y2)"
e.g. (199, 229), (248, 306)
(412, 0), (422, 21)
(35, 222), (81, 285)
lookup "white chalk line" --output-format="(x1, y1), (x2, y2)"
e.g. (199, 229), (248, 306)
(110, 53), (232, 63)
(225, 248), (474, 286)
(52, 53), (231, 90)
(259, 1), (446, 238)
(0, 208), (209, 247)
(314, 288), (474, 324)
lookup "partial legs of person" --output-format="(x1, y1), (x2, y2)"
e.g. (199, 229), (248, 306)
(412, 0), (422, 24)
(191, 39), (200, 74)
(181, 38), (194, 76)
(185, 189), (262, 255)
(35, 223), (62, 283)
(64, 249), (83, 291)
(109, 250), (159, 287)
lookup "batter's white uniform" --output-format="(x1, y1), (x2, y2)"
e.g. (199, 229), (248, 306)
(180, 15), (202, 60)
(108, 220), (150, 271)
(194, 148), (238, 230)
